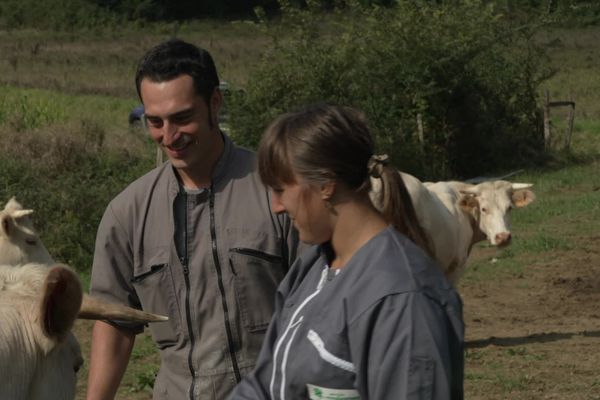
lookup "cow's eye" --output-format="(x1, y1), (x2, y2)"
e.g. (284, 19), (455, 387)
(25, 238), (37, 245)
(481, 207), (487, 213)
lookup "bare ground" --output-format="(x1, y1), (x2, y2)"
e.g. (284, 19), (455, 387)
(460, 234), (600, 399)
(73, 234), (600, 399)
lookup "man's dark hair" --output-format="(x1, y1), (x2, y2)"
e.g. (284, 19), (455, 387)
(135, 39), (220, 103)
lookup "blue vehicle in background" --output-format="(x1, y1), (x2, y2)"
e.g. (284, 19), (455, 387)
(128, 104), (145, 126)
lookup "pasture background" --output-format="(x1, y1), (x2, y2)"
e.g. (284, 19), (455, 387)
(0, 15), (599, 400)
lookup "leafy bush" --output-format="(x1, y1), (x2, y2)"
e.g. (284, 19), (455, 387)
(228, 0), (552, 179)
(0, 0), (122, 31)
(0, 123), (155, 271)
(495, 1), (600, 27)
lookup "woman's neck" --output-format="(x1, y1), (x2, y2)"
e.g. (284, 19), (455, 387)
(329, 200), (387, 269)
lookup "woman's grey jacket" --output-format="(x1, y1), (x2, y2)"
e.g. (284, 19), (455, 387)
(230, 227), (464, 400)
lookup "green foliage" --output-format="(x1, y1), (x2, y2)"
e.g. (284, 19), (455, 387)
(228, 0), (552, 178)
(0, 122), (155, 271)
(129, 367), (158, 392)
(0, 92), (68, 130)
(127, 334), (160, 392)
(495, 1), (600, 27)
(0, 0), (123, 31)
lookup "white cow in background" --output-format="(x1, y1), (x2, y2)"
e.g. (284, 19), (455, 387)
(0, 197), (54, 265)
(0, 262), (167, 400)
(370, 172), (536, 284)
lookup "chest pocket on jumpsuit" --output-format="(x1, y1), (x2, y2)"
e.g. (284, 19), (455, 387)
(131, 245), (181, 348)
(229, 246), (285, 332)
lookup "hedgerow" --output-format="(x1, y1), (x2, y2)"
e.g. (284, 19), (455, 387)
(228, 0), (553, 178)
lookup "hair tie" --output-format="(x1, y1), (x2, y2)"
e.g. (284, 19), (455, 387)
(367, 154), (389, 178)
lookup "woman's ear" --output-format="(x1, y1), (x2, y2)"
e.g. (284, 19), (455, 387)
(321, 181), (336, 201)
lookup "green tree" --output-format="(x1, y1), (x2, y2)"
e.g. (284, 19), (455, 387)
(228, 0), (552, 178)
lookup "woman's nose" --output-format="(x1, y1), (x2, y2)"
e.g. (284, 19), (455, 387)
(271, 192), (286, 214)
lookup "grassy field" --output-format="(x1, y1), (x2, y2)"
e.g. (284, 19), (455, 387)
(1, 20), (599, 400)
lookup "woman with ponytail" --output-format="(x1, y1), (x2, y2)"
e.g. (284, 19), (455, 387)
(230, 104), (464, 400)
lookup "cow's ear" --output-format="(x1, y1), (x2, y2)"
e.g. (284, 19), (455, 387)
(459, 193), (479, 213)
(39, 265), (83, 341)
(4, 196), (22, 212)
(512, 189), (536, 208)
(1, 214), (13, 238)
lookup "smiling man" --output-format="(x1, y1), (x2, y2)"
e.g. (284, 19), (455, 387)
(86, 39), (300, 400)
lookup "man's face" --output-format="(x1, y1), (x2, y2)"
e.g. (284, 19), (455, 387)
(141, 74), (222, 175)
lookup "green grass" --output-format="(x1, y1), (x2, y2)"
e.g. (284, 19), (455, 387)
(126, 334), (161, 393)
(1, 20), (600, 400)
(0, 84), (138, 131)
(463, 151), (599, 284)
(0, 20), (266, 99)
(537, 27), (600, 119)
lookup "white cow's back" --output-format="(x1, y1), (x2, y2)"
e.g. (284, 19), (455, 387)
(370, 173), (477, 283)
(402, 174), (475, 282)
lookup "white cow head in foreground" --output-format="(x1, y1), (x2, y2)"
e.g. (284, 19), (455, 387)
(0, 197), (54, 265)
(0, 263), (168, 400)
(458, 180), (536, 247)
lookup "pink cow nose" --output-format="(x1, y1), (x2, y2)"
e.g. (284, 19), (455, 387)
(496, 232), (511, 246)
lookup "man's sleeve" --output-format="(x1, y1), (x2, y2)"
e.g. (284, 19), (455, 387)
(89, 203), (144, 333)
(348, 292), (464, 400)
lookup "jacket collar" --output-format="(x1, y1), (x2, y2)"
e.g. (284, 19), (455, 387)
(164, 131), (235, 197)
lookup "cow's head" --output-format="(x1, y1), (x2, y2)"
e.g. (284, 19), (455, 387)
(0, 197), (54, 266)
(0, 264), (82, 400)
(458, 180), (535, 246)
(0, 263), (168, 400)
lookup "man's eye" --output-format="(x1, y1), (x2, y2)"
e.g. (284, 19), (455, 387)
(172, 114), (193, 124)
(146, 117), (163, 128)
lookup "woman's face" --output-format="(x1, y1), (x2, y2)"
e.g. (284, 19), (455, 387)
(270, 177), (333, 245)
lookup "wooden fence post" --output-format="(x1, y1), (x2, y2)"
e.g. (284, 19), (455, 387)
(564, 92), (575, 149)
(416, 113), (424, 146)
(543, 89), (576, 151)
(543, 89), (551, 149)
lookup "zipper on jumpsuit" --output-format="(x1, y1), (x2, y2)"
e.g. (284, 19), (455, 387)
(181, 191), (197, 400)
(270, 267), (329, 400)
(209, 186), (242, 385)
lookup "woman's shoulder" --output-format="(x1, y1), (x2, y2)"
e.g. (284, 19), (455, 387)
(344, 227), (455, 312)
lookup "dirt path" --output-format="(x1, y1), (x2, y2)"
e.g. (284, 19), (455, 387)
(460, 238), (600, 399)
(73, 237), (600, 399)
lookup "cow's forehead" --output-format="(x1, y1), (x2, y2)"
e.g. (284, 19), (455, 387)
(475, 181), (512, 206)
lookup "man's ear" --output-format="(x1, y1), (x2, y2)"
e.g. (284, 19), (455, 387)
(210, 88), (223, 125)
(321, 181), (336, 201)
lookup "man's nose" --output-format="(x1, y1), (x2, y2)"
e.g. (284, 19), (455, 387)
(160, 121), (178, 145)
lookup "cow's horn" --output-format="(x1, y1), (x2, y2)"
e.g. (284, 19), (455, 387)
(511, 183), (533, 190)
(78, 294), (168, 323)
(11, 209), (34, 218)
